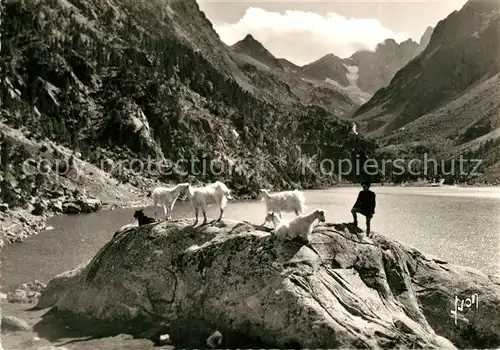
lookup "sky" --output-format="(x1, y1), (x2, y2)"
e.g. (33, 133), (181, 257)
(197, 0), (469, 65)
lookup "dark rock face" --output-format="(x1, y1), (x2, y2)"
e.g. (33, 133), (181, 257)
(6, 280), (46, 304)
(2, 0), (378, 206)
(231, 34), (284, 70)
(302, 54), (350, 86)
(349, 37), (422, 94)
(61, 198), (101, 214)
(75, 198), (102, 213)
(351, 0), (500, 183)
(31, 199), (48, 216)
(62, 202), (81, 214)
(417, 26), (434, 54)
(38, 220), (500, 348)
(413, 259), (500, 348)
(353, 0), (500, 137)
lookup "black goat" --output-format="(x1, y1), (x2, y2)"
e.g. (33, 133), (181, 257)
(133, 209), (156, 226)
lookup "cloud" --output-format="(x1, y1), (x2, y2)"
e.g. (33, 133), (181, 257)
(214, 7), (409, 66)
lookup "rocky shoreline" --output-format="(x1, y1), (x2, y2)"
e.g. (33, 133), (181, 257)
(1, 121), (497, 250)
(22, 219), (500, 349)
(0, 184), (254, 249)
(2, 180), (497, 250)
(1, 280), (47, 305)
(0, 121), (261, 249)
(0, 122), (157, 249)
(0, 194), (154, 249)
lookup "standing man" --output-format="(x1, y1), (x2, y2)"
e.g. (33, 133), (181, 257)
(351, 180), (376, 237)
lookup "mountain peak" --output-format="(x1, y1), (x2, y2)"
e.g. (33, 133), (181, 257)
(353, 0), (500, 149)
(383, 38), (398, 46)
(402, 38), (417, 45)
(301, 53), (350, 86)
(419, 26), (434, 47)
(242, 34), (258, 44)
(231, 34), (283, 69)
(232, 34), (263, 51)
(317, 53), (344, 63)
(375, 38), (398, 52)
(347, 35), (430, 94)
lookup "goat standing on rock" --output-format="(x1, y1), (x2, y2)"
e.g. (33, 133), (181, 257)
(187, 181), (232, 225)
(148, 183), (190, 220)
(259, 189), (306, 225)
(265, 209), (326, 243)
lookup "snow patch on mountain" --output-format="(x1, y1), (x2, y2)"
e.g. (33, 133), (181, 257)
(323, 77), (371, 104)
(343, 64), (359, 87)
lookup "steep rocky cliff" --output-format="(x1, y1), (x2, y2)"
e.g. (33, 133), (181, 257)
(352, 0), (500, 183)
(37, 220), (500, 348)
(1, 0), (384, 246)
(229, 35), (366, 112)
(1, 0), (378, 197)
(229, 30), (434, 108)
(417, 26), (434, 55)
(349, 38), (421, 94)
(300, 30), (433, 96)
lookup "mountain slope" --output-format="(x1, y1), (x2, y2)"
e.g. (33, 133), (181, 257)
(302, 54), (350, 86)
(1, 0), (380, 215)
(229, 36), (366, 107)
(117, 0), (361, 116)
(295, 30), (433, 96)
(353, 0), (500, 135)
(228, 36), (367, 114)
(349, 38), (422, 94)
(222, 25), (435, 114)
(277, 58), (301, 72)
(231, 34), (283, 70)
(416, 26), (434, 55)
(352, 0), (500, 182)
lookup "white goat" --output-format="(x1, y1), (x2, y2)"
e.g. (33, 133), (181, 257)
(259, 189), (306, 225)
(149, 183), (190, 220)
(265, 209), (326, 243)
(187, 181), (232, 225)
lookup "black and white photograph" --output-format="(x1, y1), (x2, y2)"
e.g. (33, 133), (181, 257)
(0, 0), (499, 348)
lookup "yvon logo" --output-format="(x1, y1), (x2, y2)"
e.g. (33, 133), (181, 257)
(451, 293), (479, 326)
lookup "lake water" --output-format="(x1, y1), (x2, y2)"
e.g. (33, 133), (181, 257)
(1, 186), (499, 291)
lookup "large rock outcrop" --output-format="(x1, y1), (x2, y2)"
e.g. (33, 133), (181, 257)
(37, 220), (500, 348)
